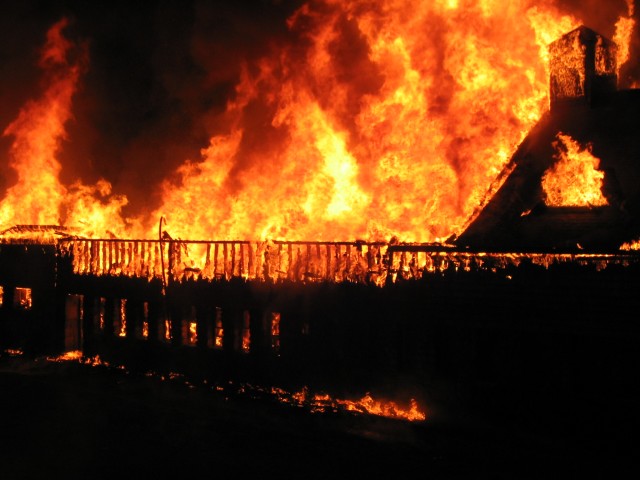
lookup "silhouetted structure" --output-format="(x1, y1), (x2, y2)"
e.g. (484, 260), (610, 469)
(457, 27), (640, 251)
(549, 26), (617, 110)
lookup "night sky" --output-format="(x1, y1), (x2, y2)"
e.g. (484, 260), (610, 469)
(0, 0), (638, 221)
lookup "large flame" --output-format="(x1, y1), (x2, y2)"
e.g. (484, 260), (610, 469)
(153, 1), (578, 242)
(0, 19), (78, 227)
(0, 2), (635, 242)
(615, 0), (636, 79)
(542, 133), (607, 207)
(0, 19), (130, 238)
(155, 1), (573, 241)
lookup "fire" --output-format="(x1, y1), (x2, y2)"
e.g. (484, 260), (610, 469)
(0, 4), (635, 242)
(0, 19), (130, 238)
(541, 133), (608, 207)
(334, 393), (426, 422)
(155, 0), (570, 242)
(188, 321), (197, 345)
(273, 387), (426, 422)
(48, 351), (426, 422)
(614, 0), (636, 78)
(620, 239), (640, 251)
(117, 299), (127, 337)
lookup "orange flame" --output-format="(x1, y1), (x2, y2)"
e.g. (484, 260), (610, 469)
(542, 133), (607, 207)
(614, 0), (636, 77)
(276, 387), (426, 421)
(48, 352), (426, 422)
(335, 393), (426, 421)
(0, 4), (635, 242)
(0, 18), (130, 238)
(620, 239), (640, 250)
(154, 1), (578, 242)
(0, 19), (79, 227)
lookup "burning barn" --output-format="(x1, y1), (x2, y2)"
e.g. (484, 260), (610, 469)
(1, 4), (640, 426)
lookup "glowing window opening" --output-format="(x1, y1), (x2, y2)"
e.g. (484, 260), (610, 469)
(188, 321), (197, 345)
(242, 310), (250, 353)
(94, 297), (106, 332)
(542, 134), (607, 207)
(208, 307), (224, 349)
(271, 312), (281, 353)
(66, 294), (84, 320)
(182, 306), (198, 347)
(142, 302), (149, 339)
(161, 319), (172, 343)
(14, 287), (32, 310)
(115, 299), (127, 337)
(135, 301), (150, 340)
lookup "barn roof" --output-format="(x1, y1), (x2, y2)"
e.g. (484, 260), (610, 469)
(455, 89), (640, 252)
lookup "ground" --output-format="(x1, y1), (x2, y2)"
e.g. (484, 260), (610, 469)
(0, 351), (635, 479)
